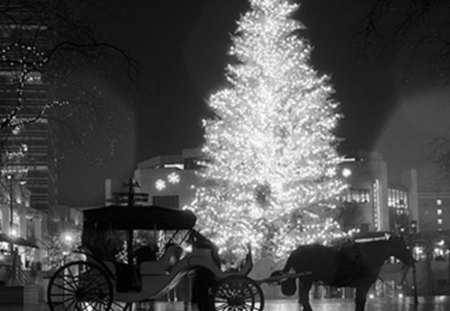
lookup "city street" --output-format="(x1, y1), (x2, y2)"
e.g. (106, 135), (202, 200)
(3, 297), (450, 311)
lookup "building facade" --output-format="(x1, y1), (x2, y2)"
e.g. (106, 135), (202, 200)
(106, 148), (202, 209)
(418, 192), (450, 232)
(111, 149), (419, 236)
(0, 180), (47, 287)
(337, 151), (418, 234)
(0, 0), (57, 212)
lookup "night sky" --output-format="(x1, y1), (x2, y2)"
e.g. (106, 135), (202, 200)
(59, 0), (450, 206)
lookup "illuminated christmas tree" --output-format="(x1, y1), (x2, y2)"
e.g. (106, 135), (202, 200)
(188, 0), (347, 262)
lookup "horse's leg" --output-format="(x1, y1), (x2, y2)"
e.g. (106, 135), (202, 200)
(298, 278), (313, 311)
(354, 283), (371, 311)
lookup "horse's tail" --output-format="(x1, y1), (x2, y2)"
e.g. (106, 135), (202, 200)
(279, 250), (297, 296)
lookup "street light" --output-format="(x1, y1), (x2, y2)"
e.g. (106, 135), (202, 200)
(6, 174), (14, 253)
(5, 174), (26, 251)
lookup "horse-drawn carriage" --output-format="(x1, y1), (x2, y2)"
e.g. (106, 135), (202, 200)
(46, 205), (264, 311)
(46, 203), (415, 311)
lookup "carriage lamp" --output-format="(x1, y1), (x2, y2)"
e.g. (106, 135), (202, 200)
(62, 231), (75, 246)
(182, 243), (193, 254)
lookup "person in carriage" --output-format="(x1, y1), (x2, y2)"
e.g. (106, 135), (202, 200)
(189, 229), (221, 311)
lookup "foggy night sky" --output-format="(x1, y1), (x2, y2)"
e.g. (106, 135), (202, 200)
(59, 0), (450, 206)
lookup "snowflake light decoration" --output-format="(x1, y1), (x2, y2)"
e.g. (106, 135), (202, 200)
(155, 179), (166, 191)
(167, 172), (180, 184)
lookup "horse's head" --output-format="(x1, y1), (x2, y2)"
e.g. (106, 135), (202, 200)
(388, 234), (415, 267)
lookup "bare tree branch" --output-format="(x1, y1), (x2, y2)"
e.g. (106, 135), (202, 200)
(1, 0), (141, 167)
(353, 0), (450, 64)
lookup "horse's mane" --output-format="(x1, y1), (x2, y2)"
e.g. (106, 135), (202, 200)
(328, 237), (355, 251)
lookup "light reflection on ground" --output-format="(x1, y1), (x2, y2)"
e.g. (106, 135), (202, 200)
(264, 297), (450, 311)
(3, 297), (450, 311)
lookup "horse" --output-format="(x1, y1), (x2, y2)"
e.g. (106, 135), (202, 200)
(278, 233), (415, 311)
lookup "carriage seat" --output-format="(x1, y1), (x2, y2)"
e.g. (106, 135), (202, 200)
(140, 245), (183, 275)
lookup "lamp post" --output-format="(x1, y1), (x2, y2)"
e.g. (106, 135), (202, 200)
(5, 173), (18, 285)
(409, 220), (418, 305)
(6, 174), (14, 254)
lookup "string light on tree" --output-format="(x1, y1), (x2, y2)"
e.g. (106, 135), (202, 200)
(187, 0), (347, 262)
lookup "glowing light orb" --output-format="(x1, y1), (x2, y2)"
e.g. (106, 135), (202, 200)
(342, 168), (352, 178)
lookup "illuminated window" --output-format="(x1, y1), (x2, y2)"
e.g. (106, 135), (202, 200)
(13, 211), (20, 226)
(163, 163), (184, 170)
(413, 245), (426, 261)
(341, 188), (370, 203)
(25, 72), (42, 84)
(26, 220), (35, 240)
(437, 218), (443, 225)
(437, 199), (442, 206)
(11, 211), (20, 237)
(433, 247), (449, 261)
(388, 188), (408, 209)
(437, 209), (442, 215)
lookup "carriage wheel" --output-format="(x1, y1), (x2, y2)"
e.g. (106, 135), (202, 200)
(47, 260), (113, 311)
(212, 275), (264, 311)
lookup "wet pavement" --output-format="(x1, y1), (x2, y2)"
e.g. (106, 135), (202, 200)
(2, 297), (450, 311)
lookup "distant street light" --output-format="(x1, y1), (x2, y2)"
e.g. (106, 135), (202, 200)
(6, 174), (14, 253)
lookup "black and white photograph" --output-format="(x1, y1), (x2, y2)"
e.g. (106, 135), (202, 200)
(1, 0), (450, 310)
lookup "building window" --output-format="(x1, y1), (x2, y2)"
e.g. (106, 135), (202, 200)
(152, 195), (179, 209)
(437, 209), (442, 215)
(163, 163), (184, 170)
(11, 211), (20, 236)
(413, 245), (426, 261)
(437, 199), (442, 206)
(433, 247), (448, 261)
(388, 188), (408, 209)
(437, 218), (443, 225)
(341, 188), (370, 203)
(26, 219), (35, 240)
(184, 158), (204, 169)
(25, 72), (42, 85)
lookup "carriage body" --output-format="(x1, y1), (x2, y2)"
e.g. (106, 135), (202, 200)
(46, 205), (263, 311)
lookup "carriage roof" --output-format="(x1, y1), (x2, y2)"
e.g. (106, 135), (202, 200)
(82, 205), (197, 231)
